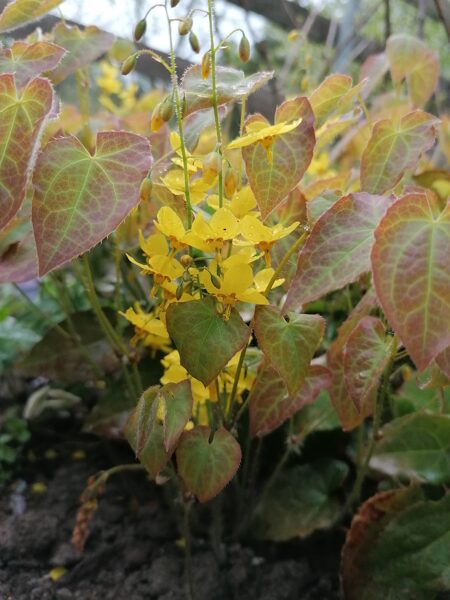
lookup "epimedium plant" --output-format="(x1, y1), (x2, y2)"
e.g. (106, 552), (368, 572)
(1, 0), (450, 597)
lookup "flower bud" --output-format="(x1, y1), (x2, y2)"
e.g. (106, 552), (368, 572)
(189, 31), (200, 53)
(180, 254), (193, 268)
(224, 166), (237, 198)
(210, 273), (221, 289)
(121, 54), (137, 75)
(178, 16), (193, 36)
(151, 102), (164, 132)
(139, 176), (153, 202)
(202, 151), (221, 183)
(161, 94), (174, 122)
(170, 0), (180, 6)
(238, 35), (250, 63)
(134, 19), (147, 41)
(201, 51), (211, 79)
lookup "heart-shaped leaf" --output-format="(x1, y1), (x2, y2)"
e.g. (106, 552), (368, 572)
(49, 23), (115, 84)
(284, 193), (395, 311)
(0, 41), (65, 87)
(160, 380), (193, 453)
(386, 34), (439, 108)
(32, 131), (152, 275)
(254, 305), (324, 395)
(181, 65), (273, 117)
(372, 193), (450, 371)
(166, 297), (251, 386)
(309, 74), (352, 128)
(0, 74), (54, 231)
(360, 111), (438, 195)
(0, 0), (63, 34)
(242, 97), (315, 219)
(249, 361), (331, 437)
(370, 413), (450, 484)
(343, 316), (392, 411)
(176, 426), (241, 502)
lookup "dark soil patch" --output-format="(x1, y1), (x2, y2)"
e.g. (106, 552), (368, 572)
(0, 425), (342, 600)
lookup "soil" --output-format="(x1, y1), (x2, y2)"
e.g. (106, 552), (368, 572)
(0, 421), (343, 600)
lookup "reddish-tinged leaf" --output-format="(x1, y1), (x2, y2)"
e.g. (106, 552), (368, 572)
(176, 427), (241, 502)
(0, 41), (65, 87)
(181, 65), (272, 117)
(360, 111), (439, 195)
(284, 193), (395, 311)
(436, 346), (450, 380)
(32, 131), (152, 275)
(343, 317), (392, 411)
(359, 52), (389, 99)
(49, 23), (115, 84)
(0, 0), (63, 33)
(166, 297), (251, 386)
(254, 306), (324, 395)
(0, 74), (54, 231)
(372, 193), (450, 371)
(160, 380), (193, 453)
(242, 97), (315, 219)
(249, 361), (331, 437)
(306, 190), (341, 225)
(386, 34), (439, 108)
(309, 74), (352, 128)
(0, 215), (37, 283)
(303, 173), (349, 202)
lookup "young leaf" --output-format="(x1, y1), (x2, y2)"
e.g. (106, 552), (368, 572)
(359, 52), (389, 99)
(159, 380), (193, 453)
(176, 426), (241, 502)
(370, 413), (450, 484)
(309, 74), (352, 128)
(49, 23), (115, 84)
(0, 41), (65, 88)
(341, 489), (450, 600)
(372, 192), (450, 371)
(249, 361), (331, 437)
(166, 297), (251, 386)
(343, 316), (392, 411)
(284, 192), (395, 311)
(181, 65), (273, 116)
(0, 0), (63, 34)
(0, 74), (54, 231)
(32, 131), (152, 275)
(386, 34), (439, 108)
(360, 111), (438, 194)
(254, 459), (348, 541)
(242, 97), (315, 219)
(254, 305), (324, 395)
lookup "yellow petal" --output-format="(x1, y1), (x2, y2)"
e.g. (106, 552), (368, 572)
(240, 215), (271, 244)
(155, 206), (186, 240)
(149, 255), (184, 279)
(237, 289), (269, 305)
(227, 118), (302, 149)
(230, 186), (257, 218)
(126, 253), (152, 273)
(222, 264), (253, 295)
(272, 221), (300, 240)
(209, 208), (239, 239)
(254, 268), (285, 292)
(139, 231), (168, 256)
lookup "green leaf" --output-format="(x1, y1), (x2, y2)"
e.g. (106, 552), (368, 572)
(253, 459), (348, 541)
(249, 361), (331, 437)
(160, 380), (193, 453)
(360, 111), (438, 195)
(176, 426), (241, 502)
(370, 413), (450, 484)
(242, 97), (315, 219)
(292, 390), (340, 434)
(341, 489), (450, 600)
(0, 204), (37, 284)
(0, 74), (54, 230)
(166, 297), (251, 386)
(254, 305), (324, 395)
(386, 34), (439, 108)
(309, 74), (362, 128)
(0, 0), (63, 34)
(359, 52), (389, 99)
(125, 387), (170, 479)
(49, 23), (115, 84)
(32, 131), (152, 275)
(392, 373), (450, 418)
(19, 310), (119, 384)
(181, 65), (272, 116)
(343, 316), (392, 411)
(0, 41), (65, 88)
(372, 192), (450, 371)
(284, 193), (395, 310)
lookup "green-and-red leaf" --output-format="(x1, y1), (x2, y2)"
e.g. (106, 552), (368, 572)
(176, 426), (241, 502)
(0, 0), (63, 34)
(166, 297), (251, 386)
(309, 74), (353, 128)
(436, 346), (450, 380)
(254, 305), (324, 395)
(160, 379), (193, 453)
(0, 213), (37, 283)
(0, 41), (65, 87)
(284, 193), (394, 311)
(372, 192), (450, 371)
(32, 131), (152, 275)
(0, 74), (54, 231)
(242, 97), (315, 219)
(360, 111), (438, 194)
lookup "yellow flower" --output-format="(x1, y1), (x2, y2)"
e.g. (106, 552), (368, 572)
(139, 231), (168, 257)
(162, 169), (210, 205)
(308, 152), (333, 176)
(97, 61), (122, 95)
(170, 132), (202, 173)
(254, 268), (285, 293)
(127, 254), (184, 284)
(207, 186), (258, 219)
(154, 207), (189, 250)
(185, 208), (240, 252)
(119, 307), (171, 355)
(239, 215), (299, 251)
